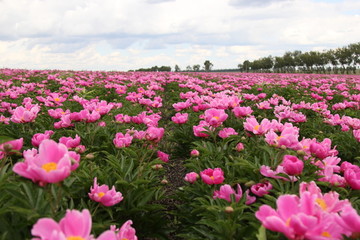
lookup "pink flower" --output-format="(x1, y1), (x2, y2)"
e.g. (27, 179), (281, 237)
(243, 117), (271, 135)
(213, 184), (243, 202)
(251, 182), (272, 197)
(281, 155), (304, 176)
(190, 149), (200, 157)
(113, 133), (133, 148)
(204, 108), (228, 127)
(145, 127), (164, 143)
(98, 220), (138, 240)
(193, 121), (211, 138)
(13, 140), (73, 186)
(0, 138), (23, 156)
(59, 134), (81, 149)
(200, 168), (225, 185)
(171, 112), (189, 124)
(344, 165), (360, 190)
(184, 172), (199, 183)
(235, 142), (244, 152)
(338, 205), (360, 238)
(31, 131), (54, 147)
(157, 151), (169, 163)
(309, 138), (338, 159)
(31, 209), (92, 240)
(88, 177), (123, 206)
(353, 129), (360, 142)
(218, 127), (238, 139)
(10, 105), (40, 123)
(232, 106), (253, 118)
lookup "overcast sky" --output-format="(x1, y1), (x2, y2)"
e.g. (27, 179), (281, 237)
(0, 0), (359, 71)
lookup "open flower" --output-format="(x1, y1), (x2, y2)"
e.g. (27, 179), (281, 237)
(200, 168), (224, 185)
(31, 209), (92, 240)
(13, 139), (72, 186)
(89, 177), (123, 206)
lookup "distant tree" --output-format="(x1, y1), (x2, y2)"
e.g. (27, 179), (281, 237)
(237, 64), (243, 72)
(243, 60), (251, 72)
(193, 64), (201, 71)
(174, 65), (181, 72)
(186, 65), (192, 71)
(204, 60), (213, 71)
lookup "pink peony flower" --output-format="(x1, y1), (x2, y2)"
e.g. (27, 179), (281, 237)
(250, 182), (272, 197)
(0, 138), (23, 156)
(200, 168), (225, 185)
(31, 209), (92, 240)
(213, 184), (243, 202)
(98, 220), (138, 240)
(31, 131), (54, 147)
(113, 133), (133, 148)
(204, 108), (228, 127)
(232, 106), (253, 118)
(88, 177), (123, 206)
(218, 127), (238, 139)
(171, 112), (189, 124)
(235, 142), (244, 152)
(59, 134), (81, 149)
(190, 149), (200, 157)
(184, 172), (199, 183)
(145, 127), (164, 143)
(157, 151), (169, 163)
(243, 117), (271, 135)
(281, 155), (304, 176)
(13, 140), (73, 186)
(10, 105), (40, 123)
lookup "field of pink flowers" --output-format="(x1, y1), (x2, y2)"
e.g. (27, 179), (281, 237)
(0, 69), (359, 240)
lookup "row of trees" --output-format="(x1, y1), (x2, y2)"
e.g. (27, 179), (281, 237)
(132, 65), (172, 72)
(175, 60), (214, 72)
(238, 42), (360, 74)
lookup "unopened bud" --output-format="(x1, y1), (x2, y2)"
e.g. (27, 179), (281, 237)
(224, 206), (234, 213)
(85, 153), (95, 159)
(161, 179), (168, 184)
(152, 164), (163, 170)
(296, 150), (306, 156)
(3, 144), (13, 152)
(245, 180), (256, 187)
(280, 145), (287, 150)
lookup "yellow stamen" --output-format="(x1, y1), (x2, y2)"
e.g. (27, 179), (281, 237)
(316, 198), (327, 211)
(254, 125), (260, 131)
(210, 176), (215, 180)
(276, 136), (283, 141)
(286, 218), (291, 226)
(98, 192), (105, 198)
(213, 116), (220, 120)
(54, 98), (61, 102)
(42, 162), (57, 172)
(321, 231), (331, 237)
(67, 237), (85, 240)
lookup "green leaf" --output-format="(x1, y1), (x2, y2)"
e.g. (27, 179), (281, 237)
(256, 225), (267, 240)
(0, 136), (14, 145)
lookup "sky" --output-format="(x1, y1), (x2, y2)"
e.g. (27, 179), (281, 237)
(0, 0), (359, 71)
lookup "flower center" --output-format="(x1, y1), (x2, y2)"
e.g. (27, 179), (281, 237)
(213, 116), (219, 120)
(42, 162), (57, 172)
(254, 125), (260, 131)
(98, 192), (105, 198)
(54, 98), (61, 102)
(286, 218), (291, 226)
(321, 231), (331, 237)
(67, 237), (85, 240)
(316, 198), (327, 211)
(276, 136), (283, 141)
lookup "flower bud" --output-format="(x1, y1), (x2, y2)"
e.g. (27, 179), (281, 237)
(85, 153), (95, 159)
(152, 164), (163, 170)
(161, 179), (168, 184)
(224, 206), (234, 213)
(190, 149), (200, 157)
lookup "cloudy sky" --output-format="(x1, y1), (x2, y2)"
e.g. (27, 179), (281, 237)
(0, 0), (359, 71)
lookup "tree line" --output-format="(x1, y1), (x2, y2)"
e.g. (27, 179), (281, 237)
(238, 42), (360, 74)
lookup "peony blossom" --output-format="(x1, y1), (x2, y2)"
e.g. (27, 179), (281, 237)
(200, 168), (225, 185)
(13, 140), (73, 186)
(184, 172), (199, 183)
(281, 155), (304, 176)
(88, 177), (123, 206)
(31, 131), (54, 147)
(31, 209), (92, 240)
(213, 184), (242, 202)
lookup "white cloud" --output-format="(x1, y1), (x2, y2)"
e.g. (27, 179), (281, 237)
(0, 0), (359, 70)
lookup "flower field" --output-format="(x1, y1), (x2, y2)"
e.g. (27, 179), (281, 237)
(0, 69), (359, 240)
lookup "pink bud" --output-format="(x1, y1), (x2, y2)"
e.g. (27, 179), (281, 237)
(282, 155), (304, 176)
